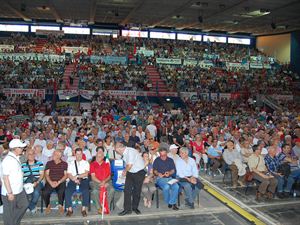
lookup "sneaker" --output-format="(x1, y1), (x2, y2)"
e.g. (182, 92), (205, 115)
(277, 192), (285, 199)
(45, 205), (51, 215)
(30, 208), (37, 214)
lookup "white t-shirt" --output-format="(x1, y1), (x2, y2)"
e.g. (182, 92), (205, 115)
(42, 147), (55, 158)
(67, 159), (90, 178)
(64, 146), (73, 157)
(1, 152), (24, 195)
(123, 147), (144, 173)
(83, 149), (92, 162)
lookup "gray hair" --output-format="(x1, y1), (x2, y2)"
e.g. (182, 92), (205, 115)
(179, 147), (189, 154)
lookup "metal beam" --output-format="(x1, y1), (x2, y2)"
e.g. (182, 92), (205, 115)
(48, 0), (63, 23)
(120, 0), (145, 25)
(1, 0), (31, 22)
(177, 0), (247, 30)
(149, 0), (195, 27)
(89, 0), (97, 24)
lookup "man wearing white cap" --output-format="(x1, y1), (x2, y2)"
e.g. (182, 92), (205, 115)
(167, 144), (180, 165)
(1, 139), (28, 225)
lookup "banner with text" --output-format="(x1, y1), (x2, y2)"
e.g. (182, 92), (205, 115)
(0, 45), (14, 52)
(90, 56), (127, 65)
(0, 53), (65, 62)
(62, 46), (89, 54)
(156, 58), (182, 65)
(3, 89), (45, 99)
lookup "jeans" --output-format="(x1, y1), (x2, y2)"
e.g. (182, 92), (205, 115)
(156, 177), (179, 205)
(290, 169), (300, 180)
(65, 178), (90, 208)
(275, 174), (294, 193)
(178, 181), (200, 204)
(27, 182), (43, 210)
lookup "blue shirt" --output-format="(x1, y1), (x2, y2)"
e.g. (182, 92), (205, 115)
(264, 154), (280, 173)
(153, 157), (176, 176)
(207, 146), (222, 157)
(176, 157), (198, 178)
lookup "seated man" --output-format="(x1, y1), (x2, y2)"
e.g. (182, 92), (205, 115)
(207, 139), (224, 176)
(22, 149), (44, 213)
(248, 145), (278, 201)
(223, 140), (246, 188)
(65, 148), (90, 217)
(153, 145), (179, 210)
(265, 146), (295, 198)
(278, 144), (300, 182)
(90, 147), (111, 214)
(176, 147), (202, 209)
(43, 150), (68, 214)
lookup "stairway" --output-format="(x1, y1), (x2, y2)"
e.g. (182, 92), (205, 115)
(63, 64), (79, 90)
(145, 65), (169, 93)
(35, 39), (47, 52)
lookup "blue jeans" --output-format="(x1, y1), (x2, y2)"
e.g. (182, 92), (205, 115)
(179, 181), (200, 204)
(290, 169), (300, 180)
(275, 174), (294, 193)
(156, 177), (179, 205)
(27, 182), (43, 210)
(65, 178), (90, 208)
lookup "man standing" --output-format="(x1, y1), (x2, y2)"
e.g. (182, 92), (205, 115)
(115, 142), (146, 216)
(65, 148), (90, 217)
(1, 139), (28, 225)
(153, 145), (179, 210)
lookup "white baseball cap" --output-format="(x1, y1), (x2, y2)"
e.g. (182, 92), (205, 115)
(9, 139), (27, 149)
(169, 144), (179, 150)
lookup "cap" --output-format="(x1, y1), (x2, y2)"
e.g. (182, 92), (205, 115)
(9, 139), (27, 149)
(169, 144), (179, 150)
(295, 138), (300, 143)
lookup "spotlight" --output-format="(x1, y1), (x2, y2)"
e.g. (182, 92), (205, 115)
(166, 98), (171, 102)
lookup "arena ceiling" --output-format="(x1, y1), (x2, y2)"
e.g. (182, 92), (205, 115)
(0, 0), (300, 36)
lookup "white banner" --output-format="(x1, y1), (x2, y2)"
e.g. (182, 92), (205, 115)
(0, 53), (65, 62)
(156, 58), (181, 65)
(199, 60), (214, 69)
(180, 92), (197, 99)
(57, 90), (79, 100)
(79, 90), (95, 100)
(219, 93), (231, 100)
(226, 62), (249, 70)
(183, 59), (198, 66)
(137, 48), (154, 57)
(271, 95), (293, 101)
(250, 62), (263, 69)
(0, 45), (14, 52)
(3, 89), (45, 99)
(62, 46), (89, 54)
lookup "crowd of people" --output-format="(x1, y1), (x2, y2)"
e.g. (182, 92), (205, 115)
(0, 33), (299, 225)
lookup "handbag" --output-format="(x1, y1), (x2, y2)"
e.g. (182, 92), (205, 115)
(245, 156), (260, 182)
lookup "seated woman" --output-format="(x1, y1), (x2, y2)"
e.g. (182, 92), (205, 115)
(141, 152), (156, 208)
(223, 140), (246, 188)
(248, 145), (278, 201)
(192, 134), (208, 171)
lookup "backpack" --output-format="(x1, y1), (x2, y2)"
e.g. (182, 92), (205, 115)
(278, 162), (291, 178)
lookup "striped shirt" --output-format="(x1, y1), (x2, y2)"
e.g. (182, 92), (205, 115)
(21, 160), (44, 182)
(45, 160), (68, 181)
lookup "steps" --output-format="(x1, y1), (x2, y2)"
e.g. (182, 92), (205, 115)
(145, 65), (169, 92)
(63, 64), (78, 90)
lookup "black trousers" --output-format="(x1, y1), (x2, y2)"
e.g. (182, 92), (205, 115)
(42, 182), (66, 207)
(123, 170), (146, 211)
